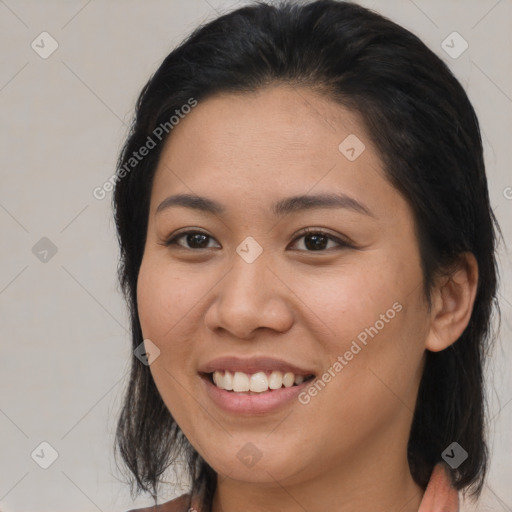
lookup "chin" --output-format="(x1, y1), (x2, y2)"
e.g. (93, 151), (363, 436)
(203, 440), (313, 486)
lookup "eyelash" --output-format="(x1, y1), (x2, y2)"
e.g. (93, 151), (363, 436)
(162, 227), (353, 252)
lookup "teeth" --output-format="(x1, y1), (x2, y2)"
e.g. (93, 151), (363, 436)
(211, 370), (310, 392)
(249, 372), (268, 393)
(268, 371), (283, 389)
(232, 372), (250, 392)
(224, 371), (233, 391)
(213, 370), (222, 387)
(282, 372), (294, 387)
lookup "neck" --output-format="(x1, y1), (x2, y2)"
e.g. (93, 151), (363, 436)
(211, 450), (424, 512)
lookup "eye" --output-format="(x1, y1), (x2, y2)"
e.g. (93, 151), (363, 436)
(163, 230), (220, 250)
(288, 228), (352, 252)
(162, 228), (352, 252)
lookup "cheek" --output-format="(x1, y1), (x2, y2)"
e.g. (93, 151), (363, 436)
(136, 258), (197, 393)
(294, 260), (413, 351)
(136, 258), (199, 417)
(136, 257), (198, 341)
(297, 256), (427, 399)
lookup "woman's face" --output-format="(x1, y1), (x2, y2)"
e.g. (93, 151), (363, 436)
(137, 85), (433, 486)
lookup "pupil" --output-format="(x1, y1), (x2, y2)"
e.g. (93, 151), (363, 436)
(188, 233), (208, 248)
(305, 233), (327, 250)
(186, 233), (328, 250)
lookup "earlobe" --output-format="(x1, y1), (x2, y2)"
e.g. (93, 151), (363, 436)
(425, 252), (479, 352)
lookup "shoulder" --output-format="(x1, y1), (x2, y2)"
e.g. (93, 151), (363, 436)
(126, 493), (194, 512)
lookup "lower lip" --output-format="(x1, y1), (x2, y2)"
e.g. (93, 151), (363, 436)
(200, 374), (313, 414)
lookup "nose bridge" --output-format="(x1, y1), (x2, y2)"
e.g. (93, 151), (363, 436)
(226, 233), (271, 302)
(206, 246), (293, 338)
(223, 248), (271, 315)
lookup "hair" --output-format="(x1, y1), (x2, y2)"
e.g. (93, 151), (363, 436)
(112, 0), (501, 510)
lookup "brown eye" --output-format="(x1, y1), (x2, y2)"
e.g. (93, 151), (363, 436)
(165, 231), (219, 249)
(163, 228), (352, 252)
(289, 229), (351, 252)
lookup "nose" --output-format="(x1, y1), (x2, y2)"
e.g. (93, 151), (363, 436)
(204, 254), (294, 340)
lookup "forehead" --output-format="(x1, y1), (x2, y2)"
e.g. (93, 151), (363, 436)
(158, 85), (367, 164)
(149, 85), (400, 220)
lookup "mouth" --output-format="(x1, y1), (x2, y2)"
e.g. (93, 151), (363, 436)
(198, 356), (317, 413)
(201, 370), (316, 394)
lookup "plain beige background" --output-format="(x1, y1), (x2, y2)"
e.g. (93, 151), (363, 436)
(0, 0), (510, 511)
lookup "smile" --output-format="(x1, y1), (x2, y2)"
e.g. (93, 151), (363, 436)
(198, 356), (317, 414)
(209, 370), (315, 393)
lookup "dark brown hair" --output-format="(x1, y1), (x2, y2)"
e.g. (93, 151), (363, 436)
(112, 1), (501, 509)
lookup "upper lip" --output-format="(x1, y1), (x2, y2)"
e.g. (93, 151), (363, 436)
(198, 356), (316, 376)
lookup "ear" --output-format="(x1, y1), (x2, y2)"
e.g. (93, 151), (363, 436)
(425, 252), (479, 352)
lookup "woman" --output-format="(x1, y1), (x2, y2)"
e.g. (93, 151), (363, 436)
(112, 1), (500, 511)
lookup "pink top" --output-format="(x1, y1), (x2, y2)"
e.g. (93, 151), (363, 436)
(128, 462), (459, 512)
(418, 462), (459, 512)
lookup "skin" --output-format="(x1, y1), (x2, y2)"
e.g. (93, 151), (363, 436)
(136, 85), (478, 512)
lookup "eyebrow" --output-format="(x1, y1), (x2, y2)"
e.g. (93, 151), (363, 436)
(156, 192), (373, 217)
